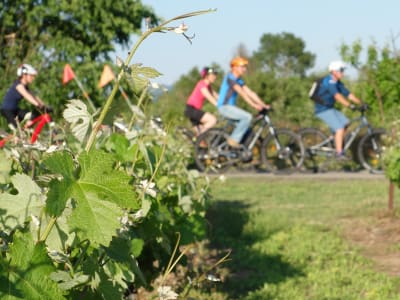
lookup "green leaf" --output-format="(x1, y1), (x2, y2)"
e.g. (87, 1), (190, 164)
(50, 271), (89, 290)
(0, 230), (65, 299)
(62, 100), (92, 143)
(69, 189), (122, 247)
(128, 63), (162, 92)
(0, 150), (12, 183)
(78, 150), (139, 209)
(0, 174), (45, 232)
(44, 151), (76, 180)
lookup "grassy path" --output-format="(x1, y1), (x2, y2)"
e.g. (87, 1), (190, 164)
(206, 176), (400, 299)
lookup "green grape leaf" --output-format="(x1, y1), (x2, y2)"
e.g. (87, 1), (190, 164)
(69, 189), (122, 247)
(50, 271), (89, 290)
(43, 150), (140, 247)
(63, 99), (92, 143)
(46, 179), (74, 217)
(78, 150), (139, 209)
(44, 151), (76, 180)
(0, 174), (45, 232)
(0, 230), (65, 299)
(128, 63), (162, 92)
(0, 150), (12, 183)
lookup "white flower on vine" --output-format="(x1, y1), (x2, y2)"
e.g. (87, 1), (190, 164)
(30, 214), (40, 228)
(139, 179), (157, 198)
(158, 286), (178, 300)
(173, 23), (188, 34)
(132, 209), (143, 220)
(218, 175), (226, 183)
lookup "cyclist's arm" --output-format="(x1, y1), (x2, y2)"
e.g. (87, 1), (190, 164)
(242, 85), (270, 110)
(348, 93), (362, 105)
(334, 93), (353, 108)
(16, 84), (45, 108)
(200, 87), (218, 106)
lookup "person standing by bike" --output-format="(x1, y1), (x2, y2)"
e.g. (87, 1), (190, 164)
(217, 56), (269, 148)
(1, 63), (46, 129)
(184, 67), (219, 136)
(314, 60), (363, 160)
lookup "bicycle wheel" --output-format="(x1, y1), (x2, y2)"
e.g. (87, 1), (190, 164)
(357, 128), (387, 174)
(298, 128), (332, 173)
(260, 129), (304, 174)
(194, 128), (234, 173)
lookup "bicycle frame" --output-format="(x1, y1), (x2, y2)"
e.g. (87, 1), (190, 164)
(308, 109), (375, 156)
(0, 113), (52, 148)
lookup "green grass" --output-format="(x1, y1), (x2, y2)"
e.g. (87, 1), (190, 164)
(206, 176), (400, 300)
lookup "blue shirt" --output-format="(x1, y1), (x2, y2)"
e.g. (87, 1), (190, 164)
(2, 80), (26, 110)
(217, 72), (245, 107)
(315, 74), (350, 114)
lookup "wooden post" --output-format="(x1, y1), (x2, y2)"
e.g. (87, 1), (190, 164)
(388, 126), (396, 211)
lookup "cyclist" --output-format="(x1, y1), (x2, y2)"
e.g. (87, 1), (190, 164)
(314, 60), (363, 160)
(184, 67), (219, 136)
(217, 56), (269, 148)
(1, 63), (46, 130)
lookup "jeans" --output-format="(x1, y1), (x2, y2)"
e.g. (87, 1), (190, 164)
(218, 105), (252, 143)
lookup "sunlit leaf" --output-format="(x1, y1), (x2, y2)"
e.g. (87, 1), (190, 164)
(63, 99), (92, 143)
(0, 174), (45, 233)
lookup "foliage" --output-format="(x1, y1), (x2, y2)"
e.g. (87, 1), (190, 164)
(0, 0), (158, 123)
(251, 32), (316, 78)
(0, 9), (220, 300)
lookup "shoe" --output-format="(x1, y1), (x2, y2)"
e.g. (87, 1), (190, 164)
(335, 154), (350, 161)
(199, 140), (208, 148)
(227, 138), (241, 148)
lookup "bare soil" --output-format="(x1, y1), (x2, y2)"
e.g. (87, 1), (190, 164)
(341, 211), (400, 276)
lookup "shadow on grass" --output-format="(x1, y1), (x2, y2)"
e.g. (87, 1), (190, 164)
(206, 200), (303, 299)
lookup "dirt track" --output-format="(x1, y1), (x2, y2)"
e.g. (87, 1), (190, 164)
(211, 170), (386, 181)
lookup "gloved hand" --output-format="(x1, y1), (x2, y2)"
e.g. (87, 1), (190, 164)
(360, 103), (369, 111)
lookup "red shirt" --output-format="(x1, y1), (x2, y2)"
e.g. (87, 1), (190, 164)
(186, 80), (211, 110)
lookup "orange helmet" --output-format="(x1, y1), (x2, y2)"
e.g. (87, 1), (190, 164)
(230, 57), (249, 68)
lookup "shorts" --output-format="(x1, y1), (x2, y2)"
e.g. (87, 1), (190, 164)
(184, 104), (205, 126)
(1, 108), (29, 127)
(316, 108), (349, 133)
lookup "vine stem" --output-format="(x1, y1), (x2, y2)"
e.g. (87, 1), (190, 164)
(85, 9), (216, 152)
(39, 216), (57, 242)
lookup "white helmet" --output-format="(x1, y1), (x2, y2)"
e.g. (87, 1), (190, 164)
(17, 63), (38, 77)
(328, 61), (346, 72)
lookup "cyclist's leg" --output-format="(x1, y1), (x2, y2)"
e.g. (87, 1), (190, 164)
(316, 109), (348, 155)
(1, 109), (21, 129)
(199, 112), (217, 134)
(218, 105), (251, 144)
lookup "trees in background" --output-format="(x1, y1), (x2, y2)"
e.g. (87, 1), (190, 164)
(0, 0), (157, 121)
(154, 32), (400, 130)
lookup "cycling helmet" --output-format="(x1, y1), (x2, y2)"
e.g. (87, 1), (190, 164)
(328, 61), (346, 72)
(17, 63), (38, 77)
(230, 56), (249, 68)
(200, 67), (218, 78)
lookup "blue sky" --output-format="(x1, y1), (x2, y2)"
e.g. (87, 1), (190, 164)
(120, 0), (400, 85)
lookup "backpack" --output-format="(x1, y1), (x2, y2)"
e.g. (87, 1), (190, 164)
(308, 77), (326, 105)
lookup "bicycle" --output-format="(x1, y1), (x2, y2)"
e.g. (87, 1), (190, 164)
(0, 107), (61, 149)
(193, 108), (305, 173)
(298, 105), (387, 174)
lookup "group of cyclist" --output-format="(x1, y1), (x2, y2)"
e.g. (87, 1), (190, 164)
(0, 59), (364, 160)
(184, 57), (364, 159)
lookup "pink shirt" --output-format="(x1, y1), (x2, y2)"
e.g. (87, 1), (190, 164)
(186, 80), (211, 110)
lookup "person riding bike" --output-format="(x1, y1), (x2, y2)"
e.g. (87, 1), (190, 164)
(184, 66), (219, 136)
(217, 56), (269, 148)
(314, 60), (363, 160)
(1, 63), (47, 130)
